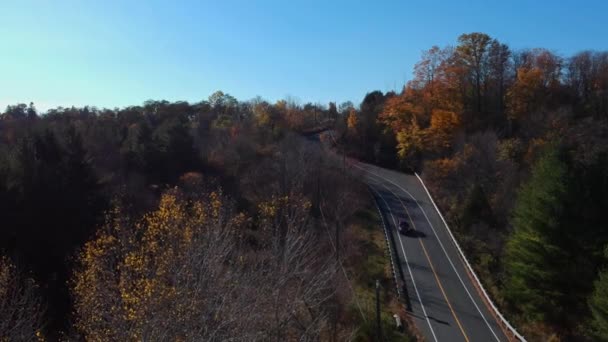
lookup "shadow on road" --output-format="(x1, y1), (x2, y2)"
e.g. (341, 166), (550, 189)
(403, 230), (427, 238)
(427, 315), (451, 326)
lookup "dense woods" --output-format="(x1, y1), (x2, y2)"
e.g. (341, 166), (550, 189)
(1, 94), (401, 340)
(333, 33), (608, 340)
(2, 31), (608, 341)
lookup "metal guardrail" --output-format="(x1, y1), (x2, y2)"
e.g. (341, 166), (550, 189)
(414, 173), (526, 342)
(370, 190), (406, 305)
(325, 130), (409, 311)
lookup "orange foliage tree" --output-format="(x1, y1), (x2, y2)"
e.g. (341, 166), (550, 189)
(428, 109), (460, 152)
(379, 91), (423, 132)
(346, 108), (359, 138)
(507, 67), (544, 121)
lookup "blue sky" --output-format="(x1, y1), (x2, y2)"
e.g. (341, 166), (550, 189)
(1, 0), (607, 111)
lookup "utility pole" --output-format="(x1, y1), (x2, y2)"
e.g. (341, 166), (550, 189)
(336, 220), (340, 261)
(342, 139), (346, 173)
(376, 280), (382, 341)
(316, 154), (321, 211)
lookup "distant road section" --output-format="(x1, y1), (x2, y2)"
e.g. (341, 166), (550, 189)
(355, 161), (512, 342)
(309, 131), (519, 341)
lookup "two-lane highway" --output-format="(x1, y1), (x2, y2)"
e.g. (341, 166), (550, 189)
(355, 161), (511, 342)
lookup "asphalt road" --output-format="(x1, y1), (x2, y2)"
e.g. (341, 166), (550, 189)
(355, 161), (510, 342)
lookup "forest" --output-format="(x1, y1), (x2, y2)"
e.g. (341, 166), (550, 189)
(333, 33), (608, 341)
(1, 31), (608, 341)
(1, 92), (408, 340)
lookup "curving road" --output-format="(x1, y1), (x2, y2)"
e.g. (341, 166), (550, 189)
(354, 161), (511, 342)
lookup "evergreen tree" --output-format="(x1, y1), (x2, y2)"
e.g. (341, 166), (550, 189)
(63, 126), (106, 244)
(590, 247), (608, 340)
(0, 128), (106, 331)
(504, 145), (569, 323)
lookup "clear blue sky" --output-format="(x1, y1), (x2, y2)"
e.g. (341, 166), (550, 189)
(1, 0), (607, 111)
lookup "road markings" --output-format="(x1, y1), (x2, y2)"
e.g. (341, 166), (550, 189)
(357, 163), (503, 342)
(322, 133), (504, 340)
(415, 173), (518, 341)
(370, 179), (469, 342)
(418, 237), (470, 342)
(370, 187), (438, 342)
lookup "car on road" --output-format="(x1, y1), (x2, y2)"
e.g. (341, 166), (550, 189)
(398, 219), (412, 234)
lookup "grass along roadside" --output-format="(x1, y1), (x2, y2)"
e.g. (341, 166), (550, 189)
(342, 206), (417, 341)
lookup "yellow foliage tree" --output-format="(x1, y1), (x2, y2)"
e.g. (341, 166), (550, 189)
(254, 104), (271, 127)
(72, 190), (236, 341)
(73, 188), (335, 341)
(257, 193), (312, 240)
(396, 119), (424, 167)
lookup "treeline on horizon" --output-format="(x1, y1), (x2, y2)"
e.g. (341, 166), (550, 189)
(0, 31), (607, 341)
(331, 32), (608, 340)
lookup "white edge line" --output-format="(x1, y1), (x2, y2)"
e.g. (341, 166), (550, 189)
(398, 173), (500, 341)
(359, 164), (500, 341)
(414, 172), (526, 342)
(370, 186), (438, 342)
(327, 130), (521, 340)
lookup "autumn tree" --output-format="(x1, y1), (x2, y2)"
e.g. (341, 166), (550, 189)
(338, 101), (354, 115)
(277, 99), (307, 131)
(209, 90), (239, 117)
(412, 46), (454, 115)
(396, 120), (424, 170)
(73, 190), (239, 341)
(73, 188), (338, 341)
(346, 108), (359, 140)
(413, 46), (444, 90)
(568, 51), (608, 118)
(519, 49), (562, 89)
(252, 99), (279, 142)
(428, 109), (460, 153)
(455, 32), (492, 115)
(0, 256), (45, 341)
(506, 49), (564, 135)
(506, 67), (544, 122)
(379, 90), (423, 132)
(486, 40), (512, 118)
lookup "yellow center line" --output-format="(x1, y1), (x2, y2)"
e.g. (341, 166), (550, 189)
(356, 163), (503, 341)
(394, 187), (471, 342)
(418, 237), (470, 342)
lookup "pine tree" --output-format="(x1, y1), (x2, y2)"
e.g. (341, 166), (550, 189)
(504, 145), (569, 323)
(589, 247), (608, 340)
